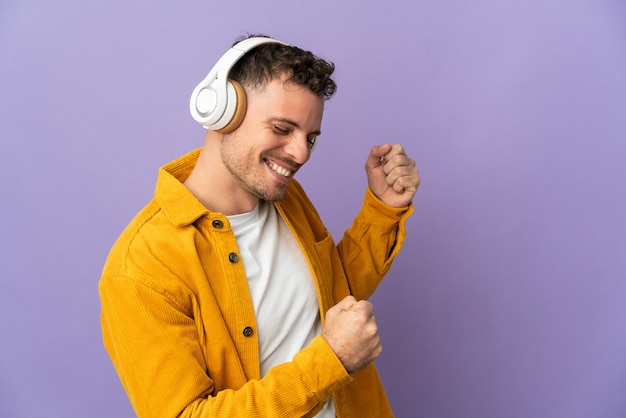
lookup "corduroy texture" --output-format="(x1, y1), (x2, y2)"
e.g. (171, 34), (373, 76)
(99, 149), (413, 417)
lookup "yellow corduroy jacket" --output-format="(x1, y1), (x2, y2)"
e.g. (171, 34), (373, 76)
(99, 149), (413, 417)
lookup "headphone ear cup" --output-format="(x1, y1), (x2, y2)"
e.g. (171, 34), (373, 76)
(190, 80), (221, 128)
(216, 80), (247, 134)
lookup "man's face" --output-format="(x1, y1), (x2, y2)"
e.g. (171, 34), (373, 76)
(220, 75), (324, 203)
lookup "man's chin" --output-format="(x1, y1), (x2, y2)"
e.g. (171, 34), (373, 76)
(258, 183), (289, 203)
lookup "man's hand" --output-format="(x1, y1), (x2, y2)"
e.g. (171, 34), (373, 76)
(322, 296), (382, 374)
(365, 144), (420, 208)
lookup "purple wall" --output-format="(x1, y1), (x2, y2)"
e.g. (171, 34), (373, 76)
(1, 1), (625, 416)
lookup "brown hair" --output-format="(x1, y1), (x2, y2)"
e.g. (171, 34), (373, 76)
(228, 34), (337, 99)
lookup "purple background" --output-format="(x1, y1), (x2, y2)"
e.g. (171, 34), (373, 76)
(1, 1), (625, 417)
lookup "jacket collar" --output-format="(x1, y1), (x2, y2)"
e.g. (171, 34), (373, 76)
(154, 148), (210, 227)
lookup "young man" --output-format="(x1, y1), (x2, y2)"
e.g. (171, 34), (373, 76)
(99, 35), (420, 417)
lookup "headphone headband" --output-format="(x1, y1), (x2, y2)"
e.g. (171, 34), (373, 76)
(190, 37), (288, 132)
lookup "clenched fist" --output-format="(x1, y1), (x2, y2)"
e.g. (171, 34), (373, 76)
(365, 143), (420, 208)
(322, 296), (382, 374)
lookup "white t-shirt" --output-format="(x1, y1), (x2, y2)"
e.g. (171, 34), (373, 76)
(228, 201), (335, 417)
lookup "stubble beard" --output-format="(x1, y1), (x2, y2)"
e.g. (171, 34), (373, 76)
(220, 135), (288, 203)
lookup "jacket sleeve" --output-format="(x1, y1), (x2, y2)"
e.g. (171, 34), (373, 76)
(99, 275), (352, 418)
(336, 187), (414, 300)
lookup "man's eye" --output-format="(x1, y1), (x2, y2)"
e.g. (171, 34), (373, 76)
(307, 136), (317, 148)
(273, 125), (289, 135)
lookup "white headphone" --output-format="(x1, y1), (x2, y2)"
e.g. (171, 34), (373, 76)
(189, 37), (288, 133)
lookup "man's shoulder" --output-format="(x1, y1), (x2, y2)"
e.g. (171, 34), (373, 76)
(101, 200), (172, 278)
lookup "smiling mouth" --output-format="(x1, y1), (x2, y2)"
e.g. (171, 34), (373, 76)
(265, 159), (294, 178)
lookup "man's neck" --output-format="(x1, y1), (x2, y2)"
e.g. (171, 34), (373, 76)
(184, 137), (260, 216)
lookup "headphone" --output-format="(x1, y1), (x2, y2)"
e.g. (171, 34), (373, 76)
(189, 37), (288, 133)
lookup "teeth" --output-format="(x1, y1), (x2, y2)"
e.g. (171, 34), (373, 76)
(268, 161), (292, 177)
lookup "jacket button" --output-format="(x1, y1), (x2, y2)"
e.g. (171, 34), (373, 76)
(228, 252), (239, 263)
(212, 219), (223, 229)
(242, 326), (254, 337)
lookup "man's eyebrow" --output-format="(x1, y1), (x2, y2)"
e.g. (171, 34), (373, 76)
(272, 117), (322, 136)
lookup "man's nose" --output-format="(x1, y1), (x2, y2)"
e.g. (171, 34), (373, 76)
(284, 134), (311, 165)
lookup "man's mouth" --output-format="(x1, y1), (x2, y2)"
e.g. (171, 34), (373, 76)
(265, 159), (294, 178)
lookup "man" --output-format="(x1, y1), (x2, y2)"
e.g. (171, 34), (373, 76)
(99, 34), (420, 417)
